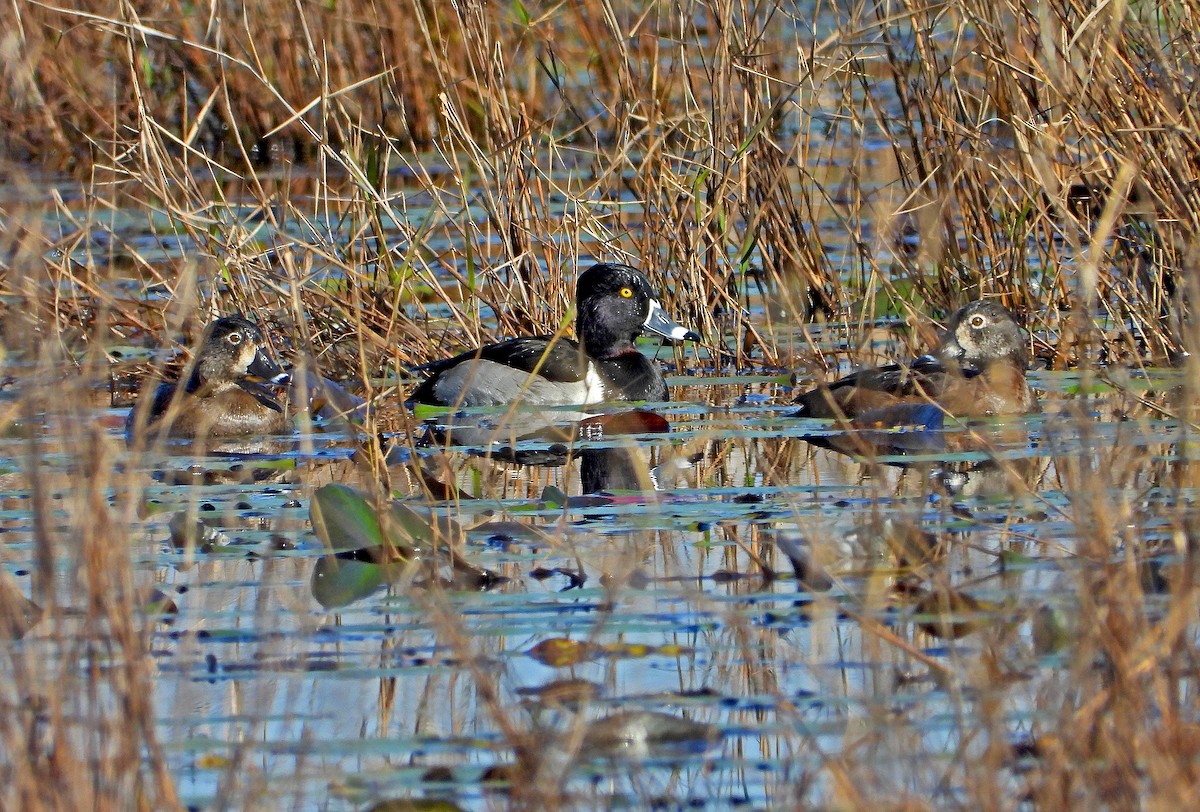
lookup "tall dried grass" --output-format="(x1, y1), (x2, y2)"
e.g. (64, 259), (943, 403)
(4, 0), (1193, 369)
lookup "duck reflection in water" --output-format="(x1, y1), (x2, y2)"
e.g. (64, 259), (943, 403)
(578, 410), (680, 494)
(408, 408), (679, 496)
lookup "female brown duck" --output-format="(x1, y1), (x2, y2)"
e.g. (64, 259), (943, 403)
(794, 300), (1038, 420)
(127, 316), (291, 440)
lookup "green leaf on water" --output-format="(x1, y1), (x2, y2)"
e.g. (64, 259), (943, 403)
(541, 485), (567, 508)
(310, 483), (386, 552)
(312, 483), (439, 558)
(308, 485), (489, 605)
(247, 457), (297, 471)
(410, 402), (449, 420)
(386, 501), (439, 558)
(1062, 380), (1118, 395)
(310, 555), (387, 609)
(998, 548), (1037, 567)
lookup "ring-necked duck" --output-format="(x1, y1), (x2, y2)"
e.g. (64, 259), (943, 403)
(794, 300), (1038, 420)
(127, 315), (291, 439)
(410, 263), (700, 407)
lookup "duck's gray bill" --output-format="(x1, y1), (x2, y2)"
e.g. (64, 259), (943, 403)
(643, 299), (701, 342)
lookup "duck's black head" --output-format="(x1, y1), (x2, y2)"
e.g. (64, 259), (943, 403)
(190, 316), (288, 389)
(936, 300), (1028, 371)
(575, 263), (699, 359)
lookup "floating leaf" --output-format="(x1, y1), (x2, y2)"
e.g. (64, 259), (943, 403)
(385, 501), (440, 558)
(540, 485), (567, 508)
(195, 752), (231, 770)
(310, 484), (387, 552)
(365, 800), (465, 812)
(410, 402), (450, 420)
(656, 643), (691, 656)
(580, 409), (671, 435)
(529, 637), (601, 667)
(308, 485), (492, 606)
(997, 548), (1036, 567)
(310, 554), (389, 609)
(602, 642), (694, 659)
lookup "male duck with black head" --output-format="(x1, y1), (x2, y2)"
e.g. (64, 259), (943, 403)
(127, 315), (292, 441)
(794, 300), (1038, 423)
(410, 263), (700, 408)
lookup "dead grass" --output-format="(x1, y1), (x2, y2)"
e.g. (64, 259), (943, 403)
(3, 0), (1193, 373)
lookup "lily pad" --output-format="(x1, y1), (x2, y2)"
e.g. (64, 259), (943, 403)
(310, 483), (390, 552)
(310, 554), (390, 609)
(529, 637), (601, 667)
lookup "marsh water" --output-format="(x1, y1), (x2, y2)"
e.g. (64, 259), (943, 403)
(4, 162), (1197, 812)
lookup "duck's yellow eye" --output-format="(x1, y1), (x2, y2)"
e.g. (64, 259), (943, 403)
(619, 287), (634, 299)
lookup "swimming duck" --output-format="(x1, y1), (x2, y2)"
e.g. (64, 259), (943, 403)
(127, 315), (291, 439)
(794, 300), (1037, 420)
(410, 263), (700, 408)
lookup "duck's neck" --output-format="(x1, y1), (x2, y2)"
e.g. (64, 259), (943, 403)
(597, 354), (666, 402)
(579, 318), (638, 360)
(184, 365), (238, 395)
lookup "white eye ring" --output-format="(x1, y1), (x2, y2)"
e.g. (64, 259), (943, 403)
(969, 314), (986, 329)
(227, 332), (243, 346)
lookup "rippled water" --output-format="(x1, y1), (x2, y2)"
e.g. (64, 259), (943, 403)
(3, 153), (1195, 809)
(0, 350), (1166, 810)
